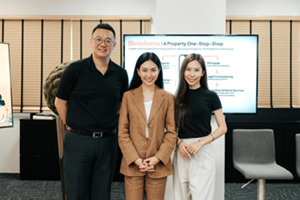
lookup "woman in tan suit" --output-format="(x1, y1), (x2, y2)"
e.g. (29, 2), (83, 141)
(118, 52), (177, 200)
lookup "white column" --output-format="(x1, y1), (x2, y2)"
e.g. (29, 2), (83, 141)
(211, 115), (225, 200)
(158, 1), (226, 199)
(156, 0), (226, 34)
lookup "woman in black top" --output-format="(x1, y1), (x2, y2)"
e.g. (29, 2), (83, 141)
(173, 53), (227, 200)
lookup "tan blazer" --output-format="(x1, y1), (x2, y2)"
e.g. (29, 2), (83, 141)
(118, 85), (177, 178)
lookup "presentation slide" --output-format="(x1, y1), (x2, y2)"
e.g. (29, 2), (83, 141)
(0, 43), (13, 128)
(124, 35), (258, 114)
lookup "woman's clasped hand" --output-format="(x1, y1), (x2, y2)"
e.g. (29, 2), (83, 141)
(178, 140), (203, 158)
(134, 157), (160, 172)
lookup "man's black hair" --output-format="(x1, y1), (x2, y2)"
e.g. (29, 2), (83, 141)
(92, 23), (116, 39)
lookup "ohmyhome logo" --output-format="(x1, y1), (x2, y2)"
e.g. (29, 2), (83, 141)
(128, 40), (160, 47)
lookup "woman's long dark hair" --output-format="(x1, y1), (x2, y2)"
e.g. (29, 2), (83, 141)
(129, 52), (164, 90)
(175, 53), (209, 129)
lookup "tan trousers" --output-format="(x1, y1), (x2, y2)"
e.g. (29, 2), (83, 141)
(124, 174), (167, 200)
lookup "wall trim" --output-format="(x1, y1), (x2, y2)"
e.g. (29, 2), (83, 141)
(227, 16), (300, 21)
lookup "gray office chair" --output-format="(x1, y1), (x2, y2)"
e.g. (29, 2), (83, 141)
(296, 134), (300, 177)
(232, 129), (293, 200)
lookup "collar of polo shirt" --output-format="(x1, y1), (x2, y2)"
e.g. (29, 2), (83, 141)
(87, 54), (116, 73)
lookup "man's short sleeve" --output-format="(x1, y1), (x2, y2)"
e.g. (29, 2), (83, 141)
(56, 64), (78, 100)
(120, 69), (129, 102)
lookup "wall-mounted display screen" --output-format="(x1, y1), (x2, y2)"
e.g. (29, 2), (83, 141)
(124, 35), (258, 114)
(0, 43), (13, 128)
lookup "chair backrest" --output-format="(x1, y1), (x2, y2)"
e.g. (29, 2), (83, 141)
(295, 134), (300, 177)
(233, 129), (276, 165)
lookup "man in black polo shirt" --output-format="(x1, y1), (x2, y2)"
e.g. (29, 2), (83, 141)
(55, 23), (128, 200)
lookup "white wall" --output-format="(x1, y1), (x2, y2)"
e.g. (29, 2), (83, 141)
(0, 0), (157, 33)
(0, 0), (156, 15)
(227, 0), (300, 16)
(0, 114), (30, 173)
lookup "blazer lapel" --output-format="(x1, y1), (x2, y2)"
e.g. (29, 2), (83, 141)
(148, 86), (165, 124)
(132, 85), (146, 120)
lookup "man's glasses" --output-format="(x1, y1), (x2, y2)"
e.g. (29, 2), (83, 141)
(93, 37), (114, 46)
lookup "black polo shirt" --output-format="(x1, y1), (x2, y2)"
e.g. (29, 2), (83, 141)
(56, 55), (128, 132)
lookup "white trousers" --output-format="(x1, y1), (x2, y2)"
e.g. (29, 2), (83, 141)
(173, 137), (216, 200)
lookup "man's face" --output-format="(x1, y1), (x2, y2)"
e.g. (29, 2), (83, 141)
(90, 28), (117, 59)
